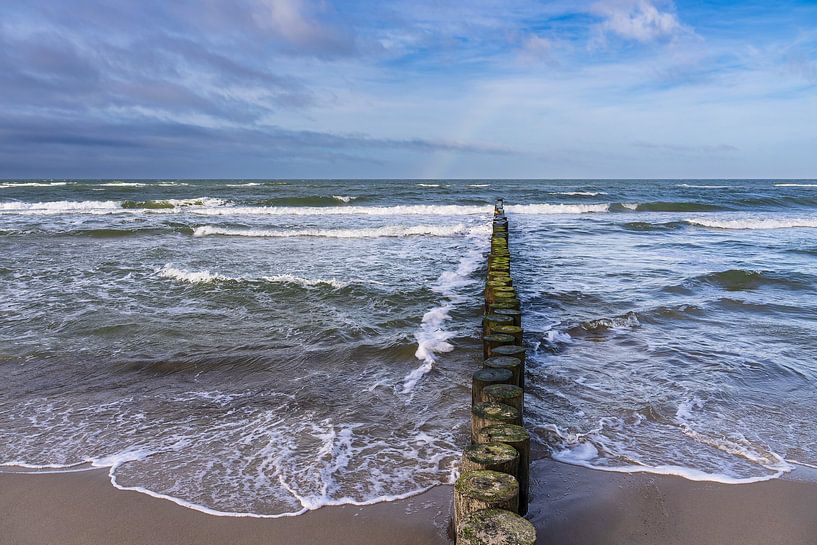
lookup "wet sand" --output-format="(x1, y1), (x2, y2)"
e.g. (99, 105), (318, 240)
(3, 459), (817, 545)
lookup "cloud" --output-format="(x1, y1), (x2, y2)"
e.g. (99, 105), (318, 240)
(633, 141), (739, 155)
(517, 35), (556, 64)
(249, 0), (356, 56)
(592, 0), (686, 43)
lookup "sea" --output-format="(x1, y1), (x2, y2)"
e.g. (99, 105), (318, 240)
(1, 179), (816, 515)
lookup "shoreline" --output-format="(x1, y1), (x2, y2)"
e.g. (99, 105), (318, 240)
(4, 460), (817, 545)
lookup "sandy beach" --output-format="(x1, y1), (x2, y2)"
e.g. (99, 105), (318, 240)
(3, 459), (817, 545)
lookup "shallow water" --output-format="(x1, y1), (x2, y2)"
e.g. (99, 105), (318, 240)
(1, 179), (816, 514)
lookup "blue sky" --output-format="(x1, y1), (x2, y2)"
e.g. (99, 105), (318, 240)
(1, 0), (816, 179)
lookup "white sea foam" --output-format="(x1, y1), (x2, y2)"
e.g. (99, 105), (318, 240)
(190, 204), (492, 217)
(100, 182), (147, 187)
(402, 240), (485, 394)
(225, 182), (262, 187)
(417, 183), (441, 187)
(159, 265), (347, 288)
(0, 200), (123, 213)
(552, 444), (789, 484)
(543, 330), (573, 345)
(0, 198), (224, 215)
(260, 275), (348, 289)
(402, 306), (456, 394)
(551, 191), (608, 196)
(506, 203), (609, 214)
(332, 195), (356, 203)
(677, 184), (730, 189)
(0, 182), (70, 189)
(467, 184), (490, 188)
(686, 218), (817, 230)
(192, 223), (490, 239)
(774, 183), (817, 188)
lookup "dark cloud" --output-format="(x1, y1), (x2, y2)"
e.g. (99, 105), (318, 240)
(0, 112), (519, 178)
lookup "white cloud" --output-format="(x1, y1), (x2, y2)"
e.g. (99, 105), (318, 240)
(592, 0), (686, 43)
(519, 35), (554, 61)
(250, 0), (353, 54)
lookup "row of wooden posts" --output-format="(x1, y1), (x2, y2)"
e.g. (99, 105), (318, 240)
(452, 200), (537, 545)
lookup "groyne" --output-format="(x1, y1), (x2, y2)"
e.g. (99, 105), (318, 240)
(452, 199), (537, 544)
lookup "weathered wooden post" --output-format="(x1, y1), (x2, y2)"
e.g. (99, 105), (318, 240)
(471, 402), (520, 441)
(461, 442), (519, 475)
(481, 384), (524, 416)
(454, 471), (519, 532)
(456, 509), (536, 545)
(483, 313), (514, 336)
(472, 368), (514, 406)
(494, 308), (522, 326)
(476, 424), (530, 516)
(483, 333), (515, 359)
(484, 355), (523, 388)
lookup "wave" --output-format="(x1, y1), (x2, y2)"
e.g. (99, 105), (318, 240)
(621, 221), (686, 231)
(611, 202), (728, 212)
(467, 184), (490, 188)
(550, 191), (607, 196)
(506, 203), (609, 214)
(158, 265), (347, 289)
(0, 182), (71, 189)
(256, 196), (357, 207)
(569, 311), (641, 335)
(676, 184), (730, 189)
(0, 198), (224, 215)
(686, 218), (817, 230)
(402, 239), (485, 394)
(775, 183), (817, 188)
(551, 442), (790, 484)
(695, 269), (813, 291)
(192, 223), (490, 239)
(416, 183), (441, 188)
(100, 182), (147, 187)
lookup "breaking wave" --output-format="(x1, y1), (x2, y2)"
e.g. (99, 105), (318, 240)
(192, 224), (490, 239)
(158, 265), (348, 289)
(686, 217), (817, 230)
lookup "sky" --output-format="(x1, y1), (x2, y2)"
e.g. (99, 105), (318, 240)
(1, 0), (816, 179)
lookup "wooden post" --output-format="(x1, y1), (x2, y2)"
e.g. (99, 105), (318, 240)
(475, 424), (530, 516)
(472, 368), (514, 406)
(488, 300), (521, 312)
(484, 355), (523, 388)
(490, 344), (526, 364)
(481, 383), (524, 416)
(492, 324), (523, 345)
(471, 402), (520, 441)
(454, 471), (518, 533)
(483, 314), (514, 336)
(456, 509), (536, 545)
(494, 308), (521, 326)
(483, 333), (515, 359)
(461, 442), (518, 475)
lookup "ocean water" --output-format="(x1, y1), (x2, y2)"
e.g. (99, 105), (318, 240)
(1, 179), (816, 514)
